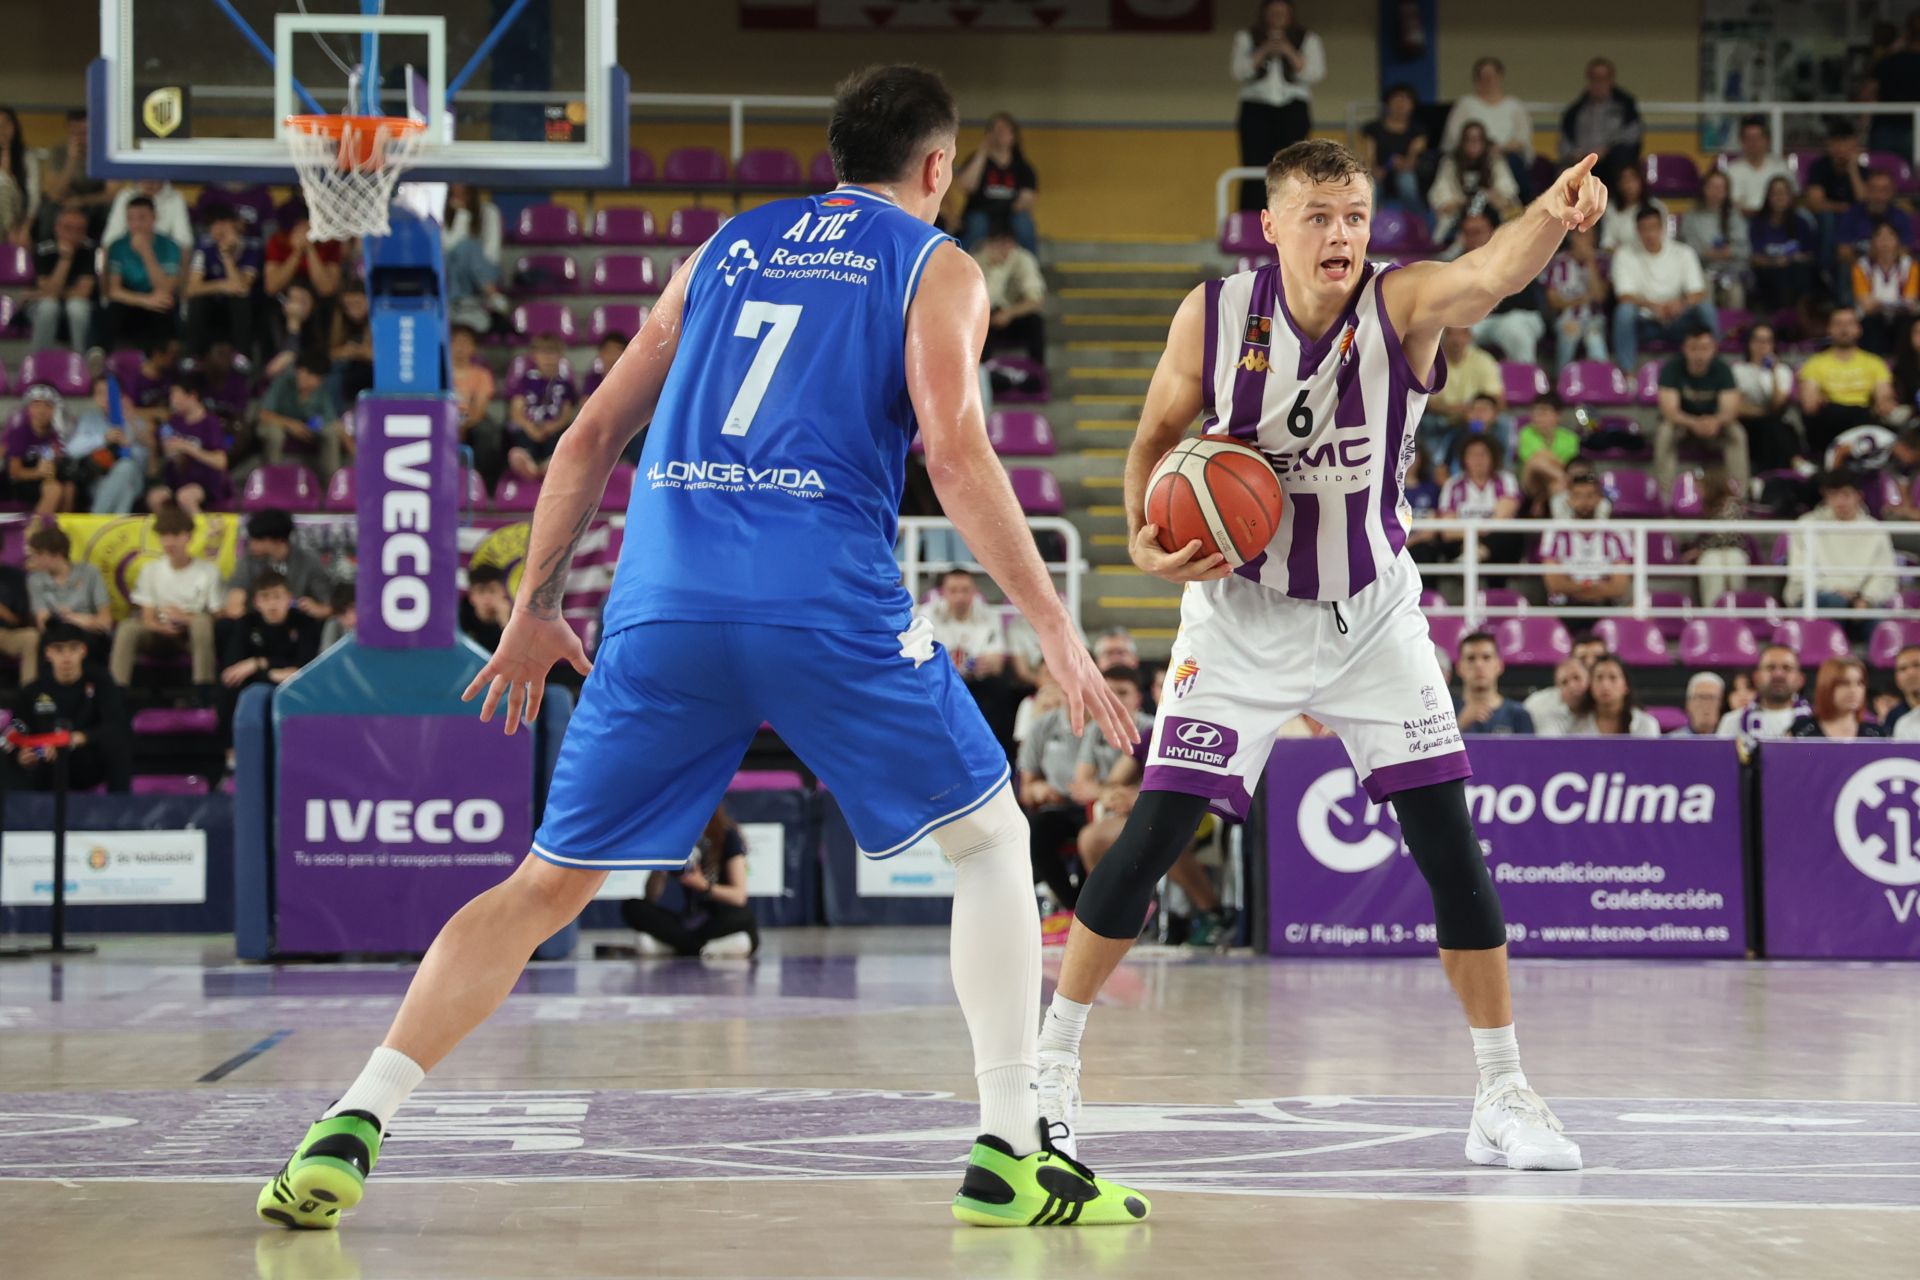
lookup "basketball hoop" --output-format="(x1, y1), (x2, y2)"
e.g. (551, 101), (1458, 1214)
(284, 114), (428, 240)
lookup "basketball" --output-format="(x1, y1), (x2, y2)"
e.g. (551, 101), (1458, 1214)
(1145, 436), (1283, 567)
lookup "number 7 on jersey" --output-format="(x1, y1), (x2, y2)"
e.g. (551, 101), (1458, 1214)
(722, 301), (804, 436)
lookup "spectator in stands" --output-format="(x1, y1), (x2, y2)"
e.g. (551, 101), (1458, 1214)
(1093, 626), (1140, 674)
(1543, 458), (1607, 521)
(1748, 176), (1821, 328)
(1545, 226), (1608, 371)
(1804, 119), (1869, 219)
(1430, 126), (1521, 246)
(328, 284), (375, 405)
(919, 567), (1007, 683)
(1672, 672), (1727, 736)
(1424, 327), (1504, 474)
(1561, 655), (1660, 737)
(156, 374), (232, 514)
(1523, 656), (1589, 737)
(1791, 656), (1884, 738)
(1718, 644), (1806, 739)
(1680, 170), (1749, 307)
(1726, 116), (1795, 218)
(1595, 162), (1665, 256)
(1690, 483), (1753, 603)
(1076, 751), (1232, 945)
(618, 805), (759, 958)
(4, 385), (72, 515)
(1730, 323), (1804, 474)
(1229, 1), (1324, 212)
(972, 215), (1047, 366)
(1559, 57), (1642, 184)
(1071, 667), (1154, 806)
(263, 203), (342, 306)
(101, 195), (183, 353)
(218, 569), (321, 741)
(183, 205), (260, 358)
(0, 555), (33, 687)
(448, 322), (504, 478)
(264, 281), (317, 381)
(3, 622), (132, 793)
(1018, 680), (1095, 913)
(0, 106), (34, 245)
(318, 582), (355, 651)
(221, 507), (330, 621)
(582, 333), (623, 401)
(1515, 392), (1580, 513)
(111, 502), (220, 688)
(1443, 57), (1534, 196)
(32, 111), (111, 241)
(1452, 212), (1543, 362)
(1362, 83), (1427, 208)
(1799, 308), (1897, 458)
(1454, 631), (1534, 734)
(256, 351), (347, 484)
(1884, 644), (1920, 733)
(443, 184), (508, 332)
(25, 525), (111, 670)
(460, 564), (512, 653)
(1853, 220), (1920, 356)
(1612, 206), (1717, 370)
(1868, 15), (1920, 157)
(1837, 171), (1915, 283)
(1785, 471), (1898, 636)
(27, 203), (95, 353)
(956, 113), (1040, 251)
(1542, 472), (1631, 606)
(1439, 435), (1521, 566)
(1655, 324), (1748, 499)
(506, 334), (579, 480)
(101, 178), (192, 250)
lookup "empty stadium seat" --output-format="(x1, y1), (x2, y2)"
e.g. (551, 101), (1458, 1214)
(1219, 211), (1264, 254)
(1669, 470), (1706, 518)
(1500, 361), (1549, 406)
(1869, 619), (1920, 667)
(1646, 590), (1693, 640)
(1866, 151), (1917, 193)
(808, 150), (837, 189)
(1494, 616), (1572, 665)
(132, 775), (211, 796)
(591, 303), (649, 344)
(323, 466), (355, 512)
(1644, 153), (1703, 198)
(511, 203), (582, 245)
(1594, 617), (1672, 665)
(1786, 150), (1820, 190)
(1646, 705), (1689, 734)
(1474, 587), (1526, 615)
(666, 207), (724, 246)
(600, 463), (635, 510)
(1602, 469), (1664, 516)
(513, 253), (580, 293)
(493, 474), (543, 512)
(1233, 253), (1268, 273)
(506, 353), (576, 386)
(1556, 359), (1631, 406)
(17, 349), (89, 397)
(1773, 618), (1850, 667)
(0, 243), (31, 286)
(1633, 361), (1662, 405)
(592, 206), (659, 245)
(1678, 617), (1760, 667)
(735, 148), (802, 187)
(462, 467), (489, 509)
(663, 147), (729, 185)
(1006, 468), (1063, 516)
(241, 463), (321, 513)
(591, 254), (660, 295)
(1370, 206), (1432, 256)
(986, 410), (1056, 456)
(1866, 470), (1906, 517)
(1427, 614), (1469, 661)
(628, 148), (656, 184)
(512, 302), (580, 343)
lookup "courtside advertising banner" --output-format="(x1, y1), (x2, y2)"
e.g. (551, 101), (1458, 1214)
(1266, 738), (1745, 957)
(1760, 741), (1920, 959)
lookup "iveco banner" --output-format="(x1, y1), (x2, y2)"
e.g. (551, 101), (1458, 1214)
(1266, 738), (1745, 957)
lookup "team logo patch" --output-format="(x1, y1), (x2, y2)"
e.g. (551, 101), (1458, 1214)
(1172, 658), (1200, 699)
(1237, 351), (1270, 374)
(1338, 322), (1358, 363)
(715, 238), (760, 286)
(1243, 315), (1272, 347)
(1421, 685), (1440, 712)
(822, 198), (855, 207)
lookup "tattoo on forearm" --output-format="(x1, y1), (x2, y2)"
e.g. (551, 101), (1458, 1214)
(526, 507), (595, 620)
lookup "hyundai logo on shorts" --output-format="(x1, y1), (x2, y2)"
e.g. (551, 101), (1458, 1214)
(1177, 723), (1224, 749)
(1161, 717), (1237, 769)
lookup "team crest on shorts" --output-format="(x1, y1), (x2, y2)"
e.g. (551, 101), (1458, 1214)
(1421, 685), (1440, 712)
(1172, 657), (1200, 698)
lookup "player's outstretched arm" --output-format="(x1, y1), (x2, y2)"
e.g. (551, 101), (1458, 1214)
(910, 242), (1138, 752)
(1125, 284), (1231, 586)
(462, 258), (694, 734)
(1387, 153), (1609, 342)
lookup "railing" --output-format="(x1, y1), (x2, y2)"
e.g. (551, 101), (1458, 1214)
(627, 93), (834, 163)
(895, 516), (1087, 637)
(1416, 517), (1920, 627)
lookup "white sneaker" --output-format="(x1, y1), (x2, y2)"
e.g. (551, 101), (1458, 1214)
(633, 932), (675, 958)
(698, 931), (755, 959)
(1036, 1049), (1083, 1160)
(1466, 1078), (1582, 1171)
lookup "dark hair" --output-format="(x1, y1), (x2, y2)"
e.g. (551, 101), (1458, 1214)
(1819, 468), (1864, 493)
(251, 570), (290, 597)
(938, 567), (976, 585)
(1265, 138), (1369, 201)
(468, 564), (508, 589)
(827, 65), (959, 186)
(1383, 81), (1417, 105)
(599, 331), (628, 347)
(66, 107), (87, 123)
(1531, 390), (1562, 410)
(450, 322), (480, 343)
(983, 210), (1018, 241)
(697, 804), (742, 881)
(296, 351), (332, 378)
(1682, 321), (1716, 343)
(0, 106), (24, 189)
(127, 195), (156, 215)
(42, 620), (89, 650)
(246, 508), (295, 542)
(1574, 655), (1639, 730)
(27, 526), (72, 558)
(281, 199), (310, 226)
(152, 502), (195, 537)
(1634, 204), (1664, 225)
(1459, 432), (1501, 470)
(1586, 56), (1615, 75)
(205, 203), (238, 226)
(1453, 121), (1497, 185)
(1104, 664), (1142, 685)
(1459, 630), (1499, 653)
(173, 371), (205, 401)
(1827, 118), (1858, 141)
(1865, 167), (1891, 187)
(1738, 114), (1769, 135)
(1472, 56), (1504, 78)
(1248, 1), (1307, 66)
(1761, 174), (1797, 222)
(329, 581), (356, 612)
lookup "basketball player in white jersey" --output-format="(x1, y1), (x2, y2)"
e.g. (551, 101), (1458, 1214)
(1035, 142), (1607, 1171)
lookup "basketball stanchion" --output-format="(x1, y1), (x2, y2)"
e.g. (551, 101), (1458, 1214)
(0, 724), (98, 959)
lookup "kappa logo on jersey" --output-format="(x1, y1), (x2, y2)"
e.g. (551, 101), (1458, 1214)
(1171, 657), (1199, 698)
(1238, 351), (1271, 373)
(1243, 315), (1272, 347)
(716, 239), (760, 286)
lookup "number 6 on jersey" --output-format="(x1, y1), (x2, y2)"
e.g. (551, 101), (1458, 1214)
(722, 301), (804, 436)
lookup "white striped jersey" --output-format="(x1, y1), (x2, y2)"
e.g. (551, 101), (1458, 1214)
(1200, 261), (1444, 601)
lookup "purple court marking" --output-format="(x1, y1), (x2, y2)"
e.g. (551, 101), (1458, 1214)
(2, 1089), (1916, 1210)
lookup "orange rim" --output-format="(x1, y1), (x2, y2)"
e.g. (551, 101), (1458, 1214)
(285, 114), (426, 169)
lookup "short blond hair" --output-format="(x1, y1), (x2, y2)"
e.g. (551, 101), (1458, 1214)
(1265, 139), (1370, 203)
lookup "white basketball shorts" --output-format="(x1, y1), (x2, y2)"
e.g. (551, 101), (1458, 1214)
(1144, 552), (1470, 818)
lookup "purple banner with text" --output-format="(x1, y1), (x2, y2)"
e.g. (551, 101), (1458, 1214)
(275, 715), (532, 953)
(356, 395), (460, 649)
(1760, 741), (1920, 959)
(1266, 738), (1745, 957)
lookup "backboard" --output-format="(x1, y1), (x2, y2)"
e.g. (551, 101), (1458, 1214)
(90, 1), (627, 187)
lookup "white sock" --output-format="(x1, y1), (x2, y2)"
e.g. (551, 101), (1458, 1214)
(933, 783), (1042, 1157)
(1039, 992), (1090, 1059)
(1470, 1024), (1527, 1093)
(325, 1046), (425, 1130)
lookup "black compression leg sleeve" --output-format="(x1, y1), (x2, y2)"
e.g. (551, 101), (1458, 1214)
(1073, 791), (1213, 939)
(1389, 779), (1507, 950)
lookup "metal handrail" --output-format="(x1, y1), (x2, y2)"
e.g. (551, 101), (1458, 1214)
(627, 93), (835, 163)
(896, 516), (1087, 638)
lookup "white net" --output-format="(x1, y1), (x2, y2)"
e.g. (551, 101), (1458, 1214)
(285, 116), (427, 241)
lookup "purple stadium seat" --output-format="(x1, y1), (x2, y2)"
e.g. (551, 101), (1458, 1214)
(510, 203), (582, 245)
(132, 774), (211, 796)
(511, 302), (580, 343)
(1220, 211), (1264, 255)
(666, 207), (724, 246)
(1865, 470), (1906, 518)
(0, 354), (9, 395)
(1500, 361), (1549, 406)
(664, 148), (729, 186)
(1773, 618), (1850, 668)
(736, 148), (802, 187)
(1556, 360), (1631, 407)
(1419, 589), (1446, 610)
(1494, 616), (1573, 665)
(600, 463), (635, 510)
(1007, 467), (1063, 516)
(1786, 151), (1820, 190)
(1594, 617), (1673, 666)
(1678, 618), (1761, 667)
(808, 150), (838, 189)
(492, 474), (542, 513)
(592, 206), (659, 246)
(18, 349), (90, 397)
(513, 253), (580, 294)
(1646, 531), (1682, 566)
(1474, 587), (1526, 614)
(506, 353), (577, 386)
(1897, 589), (1920, 612)
(983, 355), (1050, 403)
(1669, 469), (1706, 518)
(1370, 206), (1432, 256)
(1866, 151), (1917, 193)
(986, 410), (1056, 456)
(733, 769), (806, 791)
(628, 149), (656, 184)
(1647, 590), (1693, 640)
(1712, 590), (1779, 639)
(669, 254), (693, 277)
(1233, 253), (1268, 274)
(1644, 152), (1703, 198)
(1646, 705), (1689, 734)
(1428, 614), (1469, 661)
(132, 707), (219, 735)
(0, 243), (31, 286)
(1869, 619), (1920, 667)
(1633, 361), (1662, 406)
(591, 254), (660, 295)
(241, 463), (320, 513)
(323, 466), (356, 512)
(591, 304), (649, 344)
(1602, 469), (1664, 516)
(462, 467), (488, 508)
(0, 293), (15, 334)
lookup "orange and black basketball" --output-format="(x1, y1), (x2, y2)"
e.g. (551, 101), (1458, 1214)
(1145, 435), (1283, 568)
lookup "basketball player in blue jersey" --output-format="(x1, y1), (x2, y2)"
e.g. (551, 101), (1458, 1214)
(257, 66), (1149, 1231)
(1033, 141), (1607, 1171)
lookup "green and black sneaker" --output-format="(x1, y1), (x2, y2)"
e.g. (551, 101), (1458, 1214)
(951, 1121), (1150, 1227)
(255, 1110), (383, 1230)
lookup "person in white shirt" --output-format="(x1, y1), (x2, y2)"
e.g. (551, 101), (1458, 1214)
(916, 568), (1007, 679)
(1717, 644), (1807, 741)
(1561, 656), (1662, 737)
(108, 502), (223, 686)
(100, 179), (195, 251)
(1441, 57), (1536, 194)
(1895, 705), (1920, 740)
(1522, 657), (1589, 738)
(1428, 125), (1521, 244)
(1784, 471), (1899, 640)
(1725, 116), (1796, 218)
(1229, 1), (1326, 211)
(1729, 323), (1804, 474)
(1595, 163), (1668, 256)
(1541, 473), (1632, 605)
(1610, 206), (1717, 369)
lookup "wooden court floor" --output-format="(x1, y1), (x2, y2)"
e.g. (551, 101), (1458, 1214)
(1, 929), (1915, 1279)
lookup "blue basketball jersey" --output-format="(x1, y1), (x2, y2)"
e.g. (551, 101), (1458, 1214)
(602, 186), (951, 635)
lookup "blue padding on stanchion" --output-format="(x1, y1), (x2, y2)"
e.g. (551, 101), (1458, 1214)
(232, 682), (275, 959)
(817, 794), (952, 927)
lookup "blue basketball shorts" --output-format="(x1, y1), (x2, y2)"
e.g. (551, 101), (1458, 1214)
(531, 620), (1011, 870)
